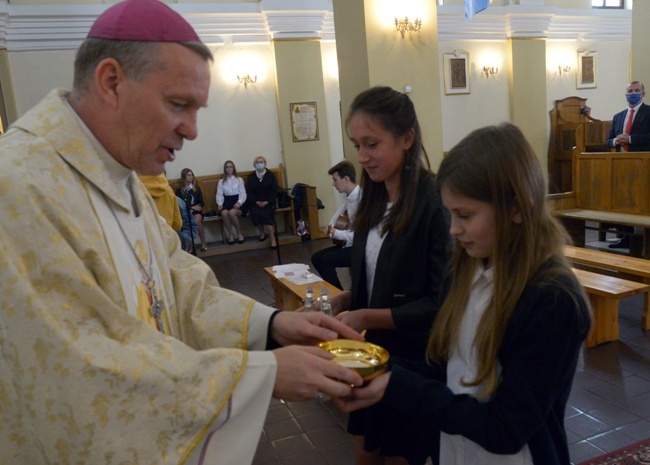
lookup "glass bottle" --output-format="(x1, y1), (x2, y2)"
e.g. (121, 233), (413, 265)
(304, 285), (315, 312)
(320, 287), (333, 317)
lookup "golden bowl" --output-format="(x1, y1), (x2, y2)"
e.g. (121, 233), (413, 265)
(318, 339), (390, 382)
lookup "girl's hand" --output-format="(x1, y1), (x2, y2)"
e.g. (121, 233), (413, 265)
(329, 290), (351, 316)
(332, 372), (391, 412)
(217, 205), (223, 211)
(336, 310), (368, 333)
(234, 202), (241, 209)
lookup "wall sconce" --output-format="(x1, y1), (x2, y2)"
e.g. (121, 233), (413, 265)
(558, 65), (572, 75)
(237, 74), (257, 89)
(482, 66), (499, 77)
(395, 17), (422, 39)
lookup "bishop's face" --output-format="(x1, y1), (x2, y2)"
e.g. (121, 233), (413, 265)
(113, 43), (211, 175)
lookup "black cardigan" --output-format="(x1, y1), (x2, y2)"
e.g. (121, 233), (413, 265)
(382, 263), (591, 464)
(175, 185), (204, 210)
(349, 175), (450, 361)
(245, 170), (278, 205)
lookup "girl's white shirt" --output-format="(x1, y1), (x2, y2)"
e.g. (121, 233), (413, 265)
(364, 203), (392, 302)
(216, 175), (246, 206)
(440, 264), (532, 465)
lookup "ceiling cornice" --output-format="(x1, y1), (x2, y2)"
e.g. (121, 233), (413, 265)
(437, 5), (631, 41)
(0, 2), (631, 52)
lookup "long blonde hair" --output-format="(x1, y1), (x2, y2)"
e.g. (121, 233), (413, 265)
(427, 123), (585, 396)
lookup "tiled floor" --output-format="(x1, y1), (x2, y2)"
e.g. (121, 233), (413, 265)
(204, 236), (650, 465)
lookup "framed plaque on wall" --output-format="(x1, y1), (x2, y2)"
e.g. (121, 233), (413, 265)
(290, 102), (319, 142)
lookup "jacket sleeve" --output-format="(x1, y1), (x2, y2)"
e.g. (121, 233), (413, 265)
(268, 172), (278, 204)
(630, 109), (650, 150)
(389, 182), (450, 332)
(606, 114), (619, 148)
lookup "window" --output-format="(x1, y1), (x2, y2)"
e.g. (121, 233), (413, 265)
(591, 0), (624, 8)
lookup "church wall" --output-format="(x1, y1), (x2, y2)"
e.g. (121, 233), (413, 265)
(437, 39), (510, 155)
(195, 43), (283, 181)
(436, 38), (631, 159)
(546, 39), (632, 123)
(9, 50), (75, 115)
(1, 2), (635, 190)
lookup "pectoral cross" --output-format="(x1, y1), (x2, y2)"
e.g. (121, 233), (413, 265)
(147, 281), (166, 334)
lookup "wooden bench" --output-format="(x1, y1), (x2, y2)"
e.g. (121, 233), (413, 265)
(555, 208), (650, 259)
(169, 165), (296, 248)
(572, 267), (650, 348)
(549, 150), (650, 259)
(565, 245), (650, 331)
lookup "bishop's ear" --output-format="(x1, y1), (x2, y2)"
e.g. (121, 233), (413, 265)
(94, 58), (126, 110)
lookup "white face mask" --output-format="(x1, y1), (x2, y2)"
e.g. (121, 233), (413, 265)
(255, 163), (265, 171)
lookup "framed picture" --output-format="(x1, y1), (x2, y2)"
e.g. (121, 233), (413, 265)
(443, 51), (470, 95)
(290, 102), (319, 142)
(577, 50), (597, 89)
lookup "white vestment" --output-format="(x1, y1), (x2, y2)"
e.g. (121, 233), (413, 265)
(0, 89), (276, 465)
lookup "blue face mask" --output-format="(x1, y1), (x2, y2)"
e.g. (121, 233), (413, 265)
(626, 92), (643, 106)
(255, 162), (265, 171)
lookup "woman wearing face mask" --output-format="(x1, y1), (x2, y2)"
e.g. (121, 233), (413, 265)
(245, 156), (278, 249)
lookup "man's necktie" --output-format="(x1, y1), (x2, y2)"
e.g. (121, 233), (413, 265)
(623, 108), (635, 151)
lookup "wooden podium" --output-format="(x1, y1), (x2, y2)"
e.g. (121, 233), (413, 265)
(299, 185), (327, 239)
(264, 266), (342, 311)
(547, 96), (612, 193)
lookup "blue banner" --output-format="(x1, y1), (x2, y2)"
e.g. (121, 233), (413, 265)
(465, 0), (492, 21)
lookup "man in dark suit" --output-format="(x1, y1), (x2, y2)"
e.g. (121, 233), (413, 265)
(605, 81), (650, 248)
(607, 81), (650, 152)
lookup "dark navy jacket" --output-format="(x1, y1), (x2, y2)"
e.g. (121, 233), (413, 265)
(606, 102), (650, 152)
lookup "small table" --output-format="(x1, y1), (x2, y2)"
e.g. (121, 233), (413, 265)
(264, 266), (342, 311)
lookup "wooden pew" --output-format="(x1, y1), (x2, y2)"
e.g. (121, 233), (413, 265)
(565, 245), (650, 331)
(551, 150), (650, 258)
(169, 164), (300, 255)
(572, 268), (650, 348)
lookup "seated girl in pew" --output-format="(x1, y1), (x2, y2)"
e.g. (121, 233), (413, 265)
(216, 160), (247, 244)
(333, 123), (592, 465)
(176, 167), (208, 252)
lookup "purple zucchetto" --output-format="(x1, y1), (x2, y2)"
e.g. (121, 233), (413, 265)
(88, 0), (200, 43)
